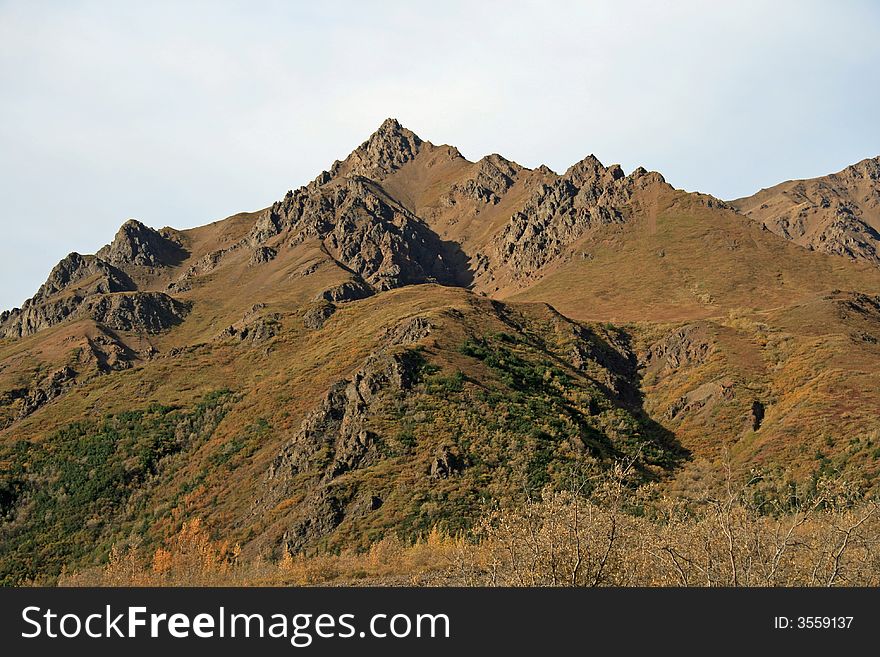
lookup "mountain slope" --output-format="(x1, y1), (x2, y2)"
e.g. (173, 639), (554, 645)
(731, 157), (880, 267)
(0, 286), (687, 582)
(2, 119), (880, 583)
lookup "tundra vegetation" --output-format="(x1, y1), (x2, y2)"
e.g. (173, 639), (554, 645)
(59, 460), (880, 587)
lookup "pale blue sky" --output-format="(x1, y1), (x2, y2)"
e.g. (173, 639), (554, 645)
(1, 0), (878, 310)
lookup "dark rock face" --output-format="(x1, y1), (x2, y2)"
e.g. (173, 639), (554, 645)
(244, 119), (473, 294)
(0, 246), (189, 339)
(832, 291), (880, 316)
(36, 252), (134, 299)
(1, 296), (87, 339)
(97, 220), (187, 268)
(317, 279), (375, 303)
(429, 445), (463, 479)
(82, 292), (190, 333)
(749, 400), (765, 431)
(320, 185), (454, 290)
(84, 330), (136, 372)
(248, 211), (285, 245)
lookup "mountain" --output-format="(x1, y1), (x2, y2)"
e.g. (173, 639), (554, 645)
(2, 119), (880, 583)
(731, 157), (880, 267)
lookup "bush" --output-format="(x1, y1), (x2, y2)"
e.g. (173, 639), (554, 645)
(0, 391), (235, 585)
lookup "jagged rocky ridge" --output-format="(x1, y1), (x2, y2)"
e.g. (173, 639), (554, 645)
(330, 117), (424, 179)
(441, 153), (521, 207)
(489, 158), (668, 278)
(1, 222), (188, 339)
(5, 119), (878, 345)
(245, 119), (674, 296)
(1, 117), (873, 436)
(0, 253), (135, 338)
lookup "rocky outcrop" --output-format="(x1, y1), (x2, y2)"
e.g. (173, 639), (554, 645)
(317, 278), (374, 303)
(82, 292), (190, 333)
(0, 253), (135, 338)
(380, 315), (433, 347)
(253, 176), (458, 291)
(805, 211), (880, 265)
(0, 247), (188, 339)
(493, 160), (667, 277)
(830, 290), (880, 318)
(640, 324), (715, 379)
(36, 252), (134, 299)
(83, 330), (136, 372)
(218, 304), (281, 343)
(1, 295), (91, 339)
(17, 365), (77, 420)
(267, 350), (419, 482)
(259, 349), (421, 550)
(249, 246), (277, 266)
(169, 246), (239, 293)
(429, 445), (463, 479)
(667, 378), (735, 420)
(248, 211), (286, 245)
(302, 302), (336, 330)
(444, 154), (520, 206)
(320, 183), (455, 289)
(97, 219), (187, 268)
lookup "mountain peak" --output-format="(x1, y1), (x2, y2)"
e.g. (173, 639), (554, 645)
(368, 117), (422, 150)
(564, 154), (607, 184)
(97, 219), (186, 268)
(333, 118), (424, 179)
(377, 117), (404, 133)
